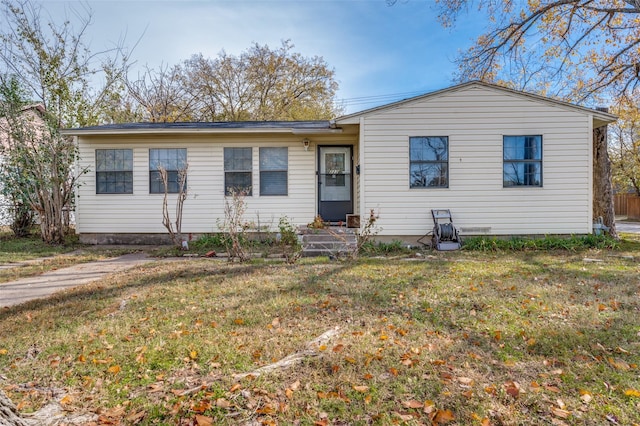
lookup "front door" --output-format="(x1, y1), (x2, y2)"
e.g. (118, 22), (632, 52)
(318, 146), (353, 222)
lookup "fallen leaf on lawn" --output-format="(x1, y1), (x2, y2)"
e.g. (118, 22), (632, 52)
(125, 410), (146, 424)
(352, 385), (369, 393)
(484, 385), (497, 395)
(580, 391), (592, 404)
(189, 350), (198, 360)
(550, 407), (571, 418)
(423, 400), (436, 414)
(318, 345), (327, 351)
(0, 349), (7, 355)
(481, 418), (491, 426)
(234, 318), (244, 325)
(60, 395), (73, 405)
(289, 380), (300, 391)
(394, 412), (415, 421)
(77, 354), (86, 363)
(457, 377), (474, 385)
(215, 398), (231, 408)
(608, 358), (630, 371)
(389, 367), (399, 376)
(402, 400), (423, 409)
(504, 381), (520, 398)
(333, 344), (344, 352)
(545, 384), (561, 393)
(493, 330), (502, 341)
(147, 382), (164, 393)
(624, 389), (640, 397)
(229, 383), (241, 392)
(285, 388), (294, 399)
(433, 409), (455, 424)
(195, 415), (214, 426)
(108, 365), (121, 374)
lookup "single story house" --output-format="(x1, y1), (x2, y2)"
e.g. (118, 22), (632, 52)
(61, 81), (617, 244)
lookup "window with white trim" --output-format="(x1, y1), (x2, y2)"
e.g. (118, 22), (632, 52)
(224, 147), (252, 195)
(149, 148), (187, 193)
(503, 135), (542, 187)
(96, 149), (133, 194)
(409, 136), (449, 188)
(259, 147), (288, 196)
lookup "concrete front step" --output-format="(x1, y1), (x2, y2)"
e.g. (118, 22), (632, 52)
(298, 227), (358, 257)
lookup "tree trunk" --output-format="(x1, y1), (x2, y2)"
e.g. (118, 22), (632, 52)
(0, 390), (30, 426)
(593, 121), (618, 238)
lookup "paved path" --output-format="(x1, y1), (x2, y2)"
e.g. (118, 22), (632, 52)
(0, 253), (154, 308)
(617, 221), (640, 234)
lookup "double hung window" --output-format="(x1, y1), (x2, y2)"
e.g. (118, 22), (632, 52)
(259, 147), (288, 196)
(409, 136), (449, 188)
(96, 149), (133, 194)
(149, 148), (187, 193)
(503, 136), (542, 187)
(224, 147), (253, 195)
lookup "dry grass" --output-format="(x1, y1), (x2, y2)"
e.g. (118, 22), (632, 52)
(0, 247), (639, 425)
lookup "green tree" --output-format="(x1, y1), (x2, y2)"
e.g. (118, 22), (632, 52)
(0, 75), (34, 236)
(180, 40), (341, 121)
(610, 94), (640, 196)
(389, 0), (624, 236)
(0, 0), (129, 243)
(414, 0), (640, 102)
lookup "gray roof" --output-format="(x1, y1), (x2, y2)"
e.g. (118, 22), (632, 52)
(61, 120), (337, 135)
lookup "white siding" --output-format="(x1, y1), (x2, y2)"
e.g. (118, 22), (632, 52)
(358, 85), (594, 236)
(76, 133), (356, 234)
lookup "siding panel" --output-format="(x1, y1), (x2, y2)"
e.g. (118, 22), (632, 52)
(359, 85), (594, 236)
(76, 134), (357, 234)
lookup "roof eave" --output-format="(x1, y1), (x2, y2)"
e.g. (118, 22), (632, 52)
(61, 127), (343, 137)
(334, 81), (619, 125)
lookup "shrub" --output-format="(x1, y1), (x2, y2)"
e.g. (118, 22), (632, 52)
(462, 234), (618, 251)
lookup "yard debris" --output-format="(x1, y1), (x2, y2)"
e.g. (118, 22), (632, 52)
(233, 326), (341, 380)
(178, 327), (342, 396)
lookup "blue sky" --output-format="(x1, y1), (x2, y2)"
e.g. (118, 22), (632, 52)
(43, 0), (487, 113)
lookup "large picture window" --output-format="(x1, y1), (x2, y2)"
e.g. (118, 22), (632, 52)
(503, 135), (542, 187)
(224, 147), (252, 195)
(149, 148), (187, 193)
(409, 136), (449, 188)
(96, 149), (133, 194)
(259, 147), (288, 196)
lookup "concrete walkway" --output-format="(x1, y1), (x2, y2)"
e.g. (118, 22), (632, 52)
(0, 253), (154, 308)
(617, 221), (640, 234)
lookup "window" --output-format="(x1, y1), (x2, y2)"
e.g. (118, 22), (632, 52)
(409, 136), (448, 188)
(149, 148), (187, 193)
(259, 147), (288, 196)
(224, 147), (252, 195)
(96, 149), (133, 194)
(503, 135), (542, 187)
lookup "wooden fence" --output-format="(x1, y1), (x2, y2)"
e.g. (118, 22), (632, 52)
(614, 194), (640, 219)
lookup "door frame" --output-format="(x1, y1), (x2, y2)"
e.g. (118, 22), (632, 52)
(317, 145), (354, 223)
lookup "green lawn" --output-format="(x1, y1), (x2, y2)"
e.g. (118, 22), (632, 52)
(1, 242), (639, 425)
